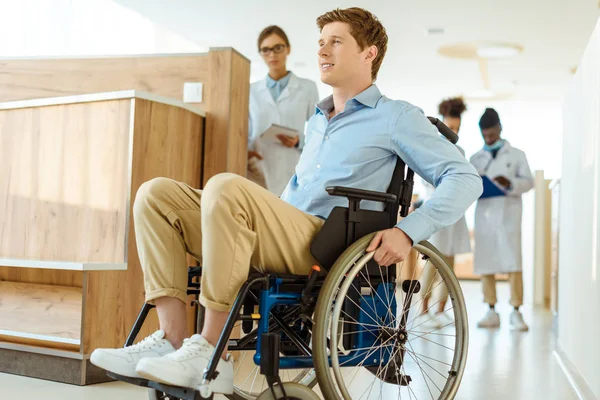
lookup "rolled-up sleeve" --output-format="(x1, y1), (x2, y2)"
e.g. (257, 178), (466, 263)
(390, 106), (483, 244)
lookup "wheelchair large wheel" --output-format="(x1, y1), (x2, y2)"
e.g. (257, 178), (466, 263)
(313, 233), (469, 400)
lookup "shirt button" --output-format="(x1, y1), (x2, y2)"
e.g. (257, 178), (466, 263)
(316, 164), (321, 169)
(325, 135), (330, 140)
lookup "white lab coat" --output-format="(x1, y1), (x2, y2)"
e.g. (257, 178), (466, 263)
(249, 73), (319, 196)
(422, 145), (472, 256)
(470, 141), (534, 274)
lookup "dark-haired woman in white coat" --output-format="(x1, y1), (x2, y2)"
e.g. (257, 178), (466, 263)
(248, 25), (319, 196)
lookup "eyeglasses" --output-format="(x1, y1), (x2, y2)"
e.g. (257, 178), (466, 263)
(259, 44), (287, 56)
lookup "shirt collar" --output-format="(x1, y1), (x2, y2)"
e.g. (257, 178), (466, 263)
(316, 84), (382, 116)
(266, 72), (292, 89)
(353, 84), (382, 108)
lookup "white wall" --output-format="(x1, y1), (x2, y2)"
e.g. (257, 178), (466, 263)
(557, 17), (600, 399)
(0, 0), (204, 57)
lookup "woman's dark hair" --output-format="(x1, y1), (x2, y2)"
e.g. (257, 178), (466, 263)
(257, 26), (290, 50)
(438, 97), (467, 118)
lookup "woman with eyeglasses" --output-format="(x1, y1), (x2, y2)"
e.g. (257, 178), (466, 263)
(248, 25), (320, 196)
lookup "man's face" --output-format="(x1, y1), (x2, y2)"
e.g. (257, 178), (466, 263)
(482, 125), (502, 146)
(317, 22), (373, 87)
(443, 116), (461, 134)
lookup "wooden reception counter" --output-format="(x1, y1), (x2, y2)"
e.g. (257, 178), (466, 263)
(0, 90), (204, 384)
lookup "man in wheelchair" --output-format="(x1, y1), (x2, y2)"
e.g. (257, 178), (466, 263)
(91, 7), (482, 398)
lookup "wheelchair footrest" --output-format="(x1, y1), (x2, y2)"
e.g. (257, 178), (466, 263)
(148, 380), (211, 400)
(106, 372), (151, 388)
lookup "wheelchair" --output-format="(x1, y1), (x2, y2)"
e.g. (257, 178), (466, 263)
(108, 117), (469, 400)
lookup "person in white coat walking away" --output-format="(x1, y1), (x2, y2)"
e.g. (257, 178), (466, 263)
(247, 25), (320, 196)
(470, 108), (534, 331)
(416, 97), (472, 329)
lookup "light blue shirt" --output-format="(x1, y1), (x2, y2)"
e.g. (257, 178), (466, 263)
(266, 72), (292, 101)
(281, 85), (483, 244)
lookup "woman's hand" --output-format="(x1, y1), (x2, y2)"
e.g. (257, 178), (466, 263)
(277, 134), (300, 148)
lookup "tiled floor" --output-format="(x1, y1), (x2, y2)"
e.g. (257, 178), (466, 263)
(0, 281), (577, 399)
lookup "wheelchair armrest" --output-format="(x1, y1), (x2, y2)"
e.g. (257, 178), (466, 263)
(326, 186), (397, 204)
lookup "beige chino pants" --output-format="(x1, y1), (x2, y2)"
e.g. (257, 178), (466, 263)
(133, 173), (324, 312)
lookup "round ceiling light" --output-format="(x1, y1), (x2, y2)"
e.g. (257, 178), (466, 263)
(476, 42), (524, 59)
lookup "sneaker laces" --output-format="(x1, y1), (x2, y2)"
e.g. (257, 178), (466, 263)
(124, 332), (164, 353)
(168, 336), (212, 361)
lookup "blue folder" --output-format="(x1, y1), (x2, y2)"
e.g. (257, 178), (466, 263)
(480, 175), (506, 199)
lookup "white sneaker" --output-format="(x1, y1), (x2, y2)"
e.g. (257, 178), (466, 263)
(90, 330), (175, 378)
(136, 334), (234, 394)
(477, 309), (500, 328)
(412, 312), (442, 330)
(509, 310), (529, 331)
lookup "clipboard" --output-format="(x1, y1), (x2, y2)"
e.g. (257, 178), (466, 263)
(480, 175), (506, 199)
(260, 124), (299, 143)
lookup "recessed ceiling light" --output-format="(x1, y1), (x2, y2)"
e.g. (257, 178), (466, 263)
(476, 42), (523, 59)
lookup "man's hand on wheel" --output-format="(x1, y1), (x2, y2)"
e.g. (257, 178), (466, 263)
(366, 227), (413, 266)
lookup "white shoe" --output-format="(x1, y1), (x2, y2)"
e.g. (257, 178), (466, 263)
(477, 309), (500, 328)
(136, 334), (234, 394)
(509, 310), (529, 331)
(434, 312), (454, 327)
(90, 330), (175, 378)
(412, 312), (442, 330)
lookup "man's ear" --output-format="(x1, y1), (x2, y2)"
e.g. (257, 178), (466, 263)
(365, 45), (378, 62)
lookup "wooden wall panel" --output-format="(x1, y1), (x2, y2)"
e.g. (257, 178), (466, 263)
(0, 100), (131, 263)
(0, 282), (81, 341)
(0, 49), (250, 189)
(83, 99), (204, 353)
(0, 55), (209, 108)
(228, 50), (251, 176)
(203, 49), (250, 185)
(0, 268), (82, 287)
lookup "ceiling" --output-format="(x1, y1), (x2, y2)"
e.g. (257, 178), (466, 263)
(115, 0), (600, 106)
